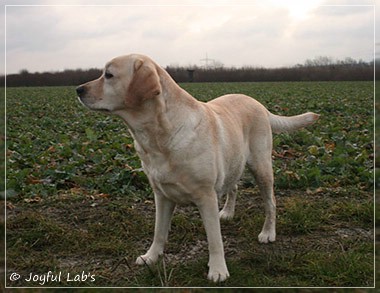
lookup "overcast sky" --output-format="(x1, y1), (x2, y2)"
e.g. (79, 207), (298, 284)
(2, 0), (377, 74)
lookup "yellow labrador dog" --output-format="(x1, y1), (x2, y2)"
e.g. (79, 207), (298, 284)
(76, 54), (319, 282)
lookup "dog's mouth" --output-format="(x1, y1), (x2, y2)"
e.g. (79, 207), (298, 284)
(96, 108), (111, 113)
(77, 96), (111, 113)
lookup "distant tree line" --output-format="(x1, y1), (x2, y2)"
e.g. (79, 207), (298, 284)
(1, 56), (375, 87)
(3, 68), (102, 87)
(167, 56), (374, 83)
(167, 62), (373, 83)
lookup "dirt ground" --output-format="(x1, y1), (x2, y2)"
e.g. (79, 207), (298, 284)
(4, 181), (374, 288)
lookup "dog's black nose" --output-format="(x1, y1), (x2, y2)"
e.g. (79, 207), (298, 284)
(76, 86), (85, 96)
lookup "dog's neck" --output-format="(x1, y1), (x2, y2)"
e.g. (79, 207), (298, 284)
(114, 70), (203, 156)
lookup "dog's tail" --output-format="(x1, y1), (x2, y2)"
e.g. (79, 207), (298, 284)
(269, 111), (319, 134)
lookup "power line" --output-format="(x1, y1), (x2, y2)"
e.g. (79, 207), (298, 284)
(200, 53), (215, 69)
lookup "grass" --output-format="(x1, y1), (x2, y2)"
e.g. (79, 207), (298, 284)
(5, 81), (374, 287)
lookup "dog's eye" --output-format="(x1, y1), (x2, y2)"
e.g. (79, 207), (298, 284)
(105, 72), (114, 79)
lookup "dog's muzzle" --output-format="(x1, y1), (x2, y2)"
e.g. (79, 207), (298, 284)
(76, 86), (86, 98)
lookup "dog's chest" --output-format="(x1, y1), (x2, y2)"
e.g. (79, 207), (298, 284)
(136, 147), (193, 204)
(144, 161), (193, 204)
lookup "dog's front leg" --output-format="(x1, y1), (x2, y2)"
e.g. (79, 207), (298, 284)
(197, 193), (229, 282)
(136, 192), (176, 265)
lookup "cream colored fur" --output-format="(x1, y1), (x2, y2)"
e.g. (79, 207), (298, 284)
(77, 54), (319, 282)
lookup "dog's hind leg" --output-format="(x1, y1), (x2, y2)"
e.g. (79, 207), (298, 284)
(219, 184), (237, 220)
(248, 156), (276, 243)
(247, 128), (276, 243)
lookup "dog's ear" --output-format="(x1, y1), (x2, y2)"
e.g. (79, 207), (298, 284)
(126, 59), (161, 108)
(134, 58), (144, 72)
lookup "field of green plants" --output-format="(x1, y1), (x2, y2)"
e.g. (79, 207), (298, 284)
(6, 81), (374, 288)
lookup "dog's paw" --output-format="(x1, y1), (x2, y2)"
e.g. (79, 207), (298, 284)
(208, 267), (230, 283)
(258, 230), (276, 243)
(135, 254), (157, 266)
(219, 209), (234, 221)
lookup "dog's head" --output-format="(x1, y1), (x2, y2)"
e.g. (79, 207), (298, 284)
(76, 54), (162, 113)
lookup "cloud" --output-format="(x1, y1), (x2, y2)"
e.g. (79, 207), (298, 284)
(292, 5), (374, 60)
(4, 1), (375, 74)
